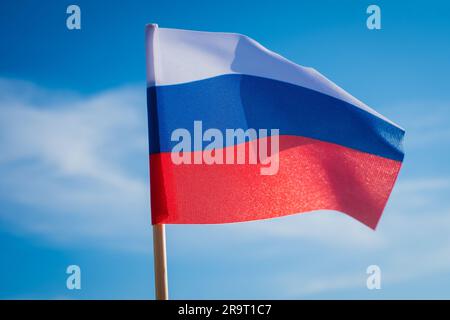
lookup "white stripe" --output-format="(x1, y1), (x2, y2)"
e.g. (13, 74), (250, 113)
(146, 25), (402, 128)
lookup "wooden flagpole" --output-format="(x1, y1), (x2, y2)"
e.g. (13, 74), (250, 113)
(153, 224), (168, 300)
(146, 24), (168, 300)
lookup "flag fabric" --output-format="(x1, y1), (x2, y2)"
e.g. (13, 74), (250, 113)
(145, 24), (405, 229)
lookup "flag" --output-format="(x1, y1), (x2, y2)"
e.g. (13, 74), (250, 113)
(145, 24), (405, 229)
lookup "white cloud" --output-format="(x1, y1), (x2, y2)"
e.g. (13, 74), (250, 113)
(260, 177), (450, 297)
(387, 102), (450, 149)
(0, 78), (151, 252)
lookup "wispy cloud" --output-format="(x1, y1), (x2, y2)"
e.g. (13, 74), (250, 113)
(258, 177), (450, 297)
(0, 78), (151, 251)
(387, 102), (450, 149)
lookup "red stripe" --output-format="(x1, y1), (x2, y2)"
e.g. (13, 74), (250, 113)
(150, 135), (402, 229)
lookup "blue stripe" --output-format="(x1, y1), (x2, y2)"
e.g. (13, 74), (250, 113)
(147, 74), (404, 161)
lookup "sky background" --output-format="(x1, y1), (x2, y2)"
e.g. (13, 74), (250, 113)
(1, 0), (450, 299)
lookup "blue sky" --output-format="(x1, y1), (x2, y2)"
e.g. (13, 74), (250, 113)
(1, 0), (450, 299)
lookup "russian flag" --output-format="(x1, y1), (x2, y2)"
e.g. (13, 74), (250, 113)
(145, 24), (405, 230)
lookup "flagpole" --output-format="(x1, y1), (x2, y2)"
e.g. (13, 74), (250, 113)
(146, 23), (168, 300)
(153, 223), (169, 300)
